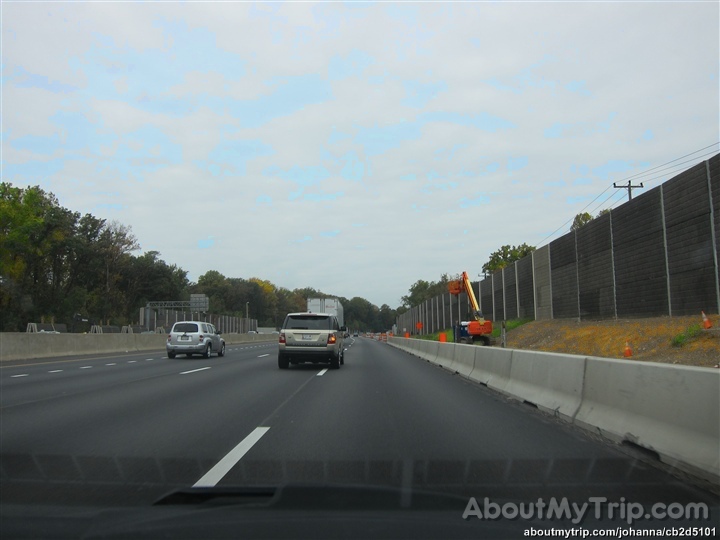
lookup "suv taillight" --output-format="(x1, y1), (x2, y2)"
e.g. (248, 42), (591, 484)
(327, 334), (336, 344)
(167, 335), (171, 342)
(279, 332), (286, 344)
(198, 334), (204, 341)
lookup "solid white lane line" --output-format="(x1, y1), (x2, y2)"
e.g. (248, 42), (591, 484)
(180, 367), (211, 375)
(258, 354), (269, 358)
(193, 427), (270, 488)
(317, 369), (328, 376)
(11, 374), (29, 378)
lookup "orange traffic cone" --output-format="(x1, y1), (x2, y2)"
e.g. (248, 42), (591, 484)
(701, 311), (712, 329)
(623, 341), (632, 358)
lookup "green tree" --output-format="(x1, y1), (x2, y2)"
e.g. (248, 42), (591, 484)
(481, 244), (535, 275)
(195, 270), (230, 313)
(571, 212), (593, 231)
(378, 304), (395, 331)
(0, 182), (407, 331)
(248, 277), (279, 326)
(401, 274), (453, 309)
(96, 220), (139, 323)
(0, 184), (82, 328)
(401, 279), (432, 308)
(120, 251), (189, 317)
(345, 296), (377, 331)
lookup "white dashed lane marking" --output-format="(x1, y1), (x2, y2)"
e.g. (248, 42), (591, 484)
(193, 427), (270, 488)
(180, 367), (211, 375)
(5, 345), (278, 380)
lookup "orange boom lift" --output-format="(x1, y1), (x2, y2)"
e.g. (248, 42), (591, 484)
(448, 271), (494, 346)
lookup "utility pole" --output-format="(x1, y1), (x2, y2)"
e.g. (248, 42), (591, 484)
(613, 180), (644, 201)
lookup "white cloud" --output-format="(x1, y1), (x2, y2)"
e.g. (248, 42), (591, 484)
(3, 1), (718, 307)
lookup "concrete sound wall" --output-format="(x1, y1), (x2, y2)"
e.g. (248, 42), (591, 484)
(388, 337), (720, 485)
(0, 332), (277, 362)
(395, 155), (720, 336)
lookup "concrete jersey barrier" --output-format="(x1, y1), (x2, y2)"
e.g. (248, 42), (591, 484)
(503, 349), (586, 422)
(0, 332), (278, 362)
(387, 336), (720, 485)
(574, 357), (719, 483)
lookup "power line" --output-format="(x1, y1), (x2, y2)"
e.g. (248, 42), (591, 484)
(592, 149), (718, 214)
(536, 143), (719, 245)
(617, 143), (718, 183)
(621, 149), (718, 187)
(588, 189), (625, 217)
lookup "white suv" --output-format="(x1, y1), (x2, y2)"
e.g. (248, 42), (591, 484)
(278, 313), (346, 369)
(166, 321), (225, 359)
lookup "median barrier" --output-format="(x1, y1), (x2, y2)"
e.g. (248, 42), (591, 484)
(468, 346), (513, 392)
(386, 337), (441, 363)
(503, 350), (586, 422)
(417, 339), (440, 363)
(451, 343), (475, 378)
(1, 333), (61, 360)
(0, 332), (277, 361)
(94, 333), (135, 354)
(386, 336), (409, 353)
(435, 341), (457, 371)
(387, 337), (720, 483)
(574, 357), (720, 484)
(134, 333), (169, 351)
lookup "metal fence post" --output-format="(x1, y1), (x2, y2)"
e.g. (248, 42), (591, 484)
(707, 160), (720, 312)
(660, 184), (672, 316)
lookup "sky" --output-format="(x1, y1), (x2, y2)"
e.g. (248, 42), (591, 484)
(2, 1), (718, 309)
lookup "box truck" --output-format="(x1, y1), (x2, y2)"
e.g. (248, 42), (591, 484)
(307, 297), (344, 327)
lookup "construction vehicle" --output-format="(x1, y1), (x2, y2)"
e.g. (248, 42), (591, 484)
(448, 271), (493, 345)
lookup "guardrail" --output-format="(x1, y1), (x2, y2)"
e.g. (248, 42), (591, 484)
(388, 337), (720, 487)
(0, 332), (278, 362)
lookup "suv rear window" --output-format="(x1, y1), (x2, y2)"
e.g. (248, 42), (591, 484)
(284, 315), (332, 330)
(174, 323), (199, 333)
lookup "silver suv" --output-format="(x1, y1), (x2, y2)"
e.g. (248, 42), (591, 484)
(166, 321), (225, 359)
(278, 312), (346, 369)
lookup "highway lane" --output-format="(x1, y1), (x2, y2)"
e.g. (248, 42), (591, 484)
(2, 337), (717, 522)
(0, 342), (276, 408)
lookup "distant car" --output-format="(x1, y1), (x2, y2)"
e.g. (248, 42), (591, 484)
(166, 321), (225, 359)
(353, 332), (358, 337)
(248, 330), (258, 334)
(278, 312), (346, 369)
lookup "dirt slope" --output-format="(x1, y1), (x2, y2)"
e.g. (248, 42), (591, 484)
(505, 314), (719, 368)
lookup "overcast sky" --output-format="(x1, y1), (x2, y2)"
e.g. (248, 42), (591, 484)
(3, 1), (718, 308)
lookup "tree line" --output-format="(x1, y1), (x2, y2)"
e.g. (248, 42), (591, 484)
(1, 183), (600, 332)
(0, 183), (399, 332)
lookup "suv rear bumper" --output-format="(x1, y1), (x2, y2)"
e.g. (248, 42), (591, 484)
(167, 342), (207, 354)
(279, 347), (339, 362)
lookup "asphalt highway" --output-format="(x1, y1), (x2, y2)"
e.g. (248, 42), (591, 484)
(1, 337), (718, 535)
